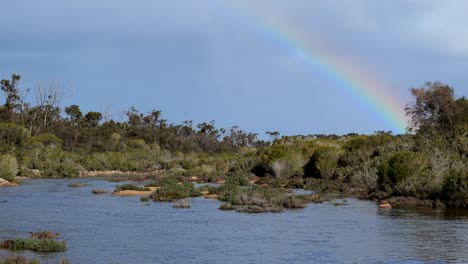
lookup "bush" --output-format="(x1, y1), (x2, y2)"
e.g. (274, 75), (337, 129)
(1, 238), (67, 252)
(303, 147), (341, 179)
(377, 151), (426, 195)
(32, 134), (63, 148)
(115, 184), (150, 192)
(149, 178), (199, 201)
(0, 154), (18, 181)
(0, 123), (30, 150)
(441, 169), (468, 208)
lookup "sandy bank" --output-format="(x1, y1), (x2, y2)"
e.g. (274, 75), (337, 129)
(0, 178), (18, 187)
(112, 186), (159, 196)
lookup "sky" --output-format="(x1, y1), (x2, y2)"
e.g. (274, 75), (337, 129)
(1, 0), (467, 136)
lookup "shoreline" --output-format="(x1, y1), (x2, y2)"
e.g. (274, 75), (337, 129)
(1, 173), (459, 210)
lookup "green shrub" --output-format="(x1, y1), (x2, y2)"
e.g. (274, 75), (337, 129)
(303, 147), (341, 179)
(149, 178), (199, 201)
(115, 184), (150, 192)
(225, 175), (249, 186)
(32, 133), (63, 148)
(377, 151), (426, 195)
(0, 154), (18, 181)
(1, 238), (67, 252)
(0, 123), (30, 151)
(441, 169), (468, 208)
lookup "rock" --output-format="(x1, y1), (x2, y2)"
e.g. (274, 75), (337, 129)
(0, 178), (18, 187)
(15, 176), (30, 181)
(199, 190), (210, 195)
(204, 194), (218, 199)
(91, 189), (109, 195)
(379, 202), (392, 209)
(189, 176), (199, 181)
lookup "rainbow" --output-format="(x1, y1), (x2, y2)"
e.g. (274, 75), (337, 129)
(225, 2), (408, 133)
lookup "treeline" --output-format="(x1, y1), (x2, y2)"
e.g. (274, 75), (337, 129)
(0, 74), (467, 207)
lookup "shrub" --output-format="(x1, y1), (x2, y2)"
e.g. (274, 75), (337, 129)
(0, 123), (30, 150)
(441, 169), (468, 208)
(115, 184), (150, 192)
(303, 147), (341, 179)
(1, 238), (67, 252)
(149, 178), (199, 201)
(0, 154), (18, 181)
(32, 133), (63, 148)
(377, 151), (426, 195)
(225, 175), (249, 186)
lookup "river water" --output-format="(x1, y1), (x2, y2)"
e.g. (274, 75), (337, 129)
(1, 179), (467, 264)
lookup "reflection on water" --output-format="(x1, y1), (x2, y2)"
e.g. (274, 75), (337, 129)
(1, 179), (467, 264)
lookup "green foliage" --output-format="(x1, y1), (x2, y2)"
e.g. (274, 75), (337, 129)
(32, 133), (63, 148)
(0, 154), (18, 181)
(441, 169), (468, 208)
(0, 123), (30, 152)
(303, 147), (341, 179)
(1, 238), (67, 252)
(149, 178), (199, 201)
(115, 184), (150, 192)
(377, 151), (427, 195)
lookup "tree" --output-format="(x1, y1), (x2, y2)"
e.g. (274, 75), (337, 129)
(65, 105), (83, 121)
(406, 82), (459, 136)
(0, 74), (29, 123)
(85, 111), (102, 127)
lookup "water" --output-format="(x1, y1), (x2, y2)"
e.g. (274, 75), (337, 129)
(1, 179), (467, 264)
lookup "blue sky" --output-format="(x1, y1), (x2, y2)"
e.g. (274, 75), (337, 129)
(1, 0), (467, 136)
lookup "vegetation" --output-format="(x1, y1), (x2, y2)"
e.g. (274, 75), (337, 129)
(0, 73), (467, 207)
(91, 189), (109, 194)
(68, 183), (90, 188)
(149, 178), (200, 201)
(114, 184), (150, 192)
(1, 238), (67, 252)
(0, 154), (18, 181)
(0, 256), (39, 264)
(0, 256), (70, 264)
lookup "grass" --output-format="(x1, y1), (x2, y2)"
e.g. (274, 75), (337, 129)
(210, 182), (321, 213)
(114, 184), (150, 192)
(0, 256), (39, 264)
(1, 231), (66, 253)
(0, 256), (70, 264)
(67, 183), (90, 188)
(149, 177), (200, 202)
(91, 189), (109, 194)
(1, 238), (67, 252)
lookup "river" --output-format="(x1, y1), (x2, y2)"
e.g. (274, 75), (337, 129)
(1, 179), (467, 264)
